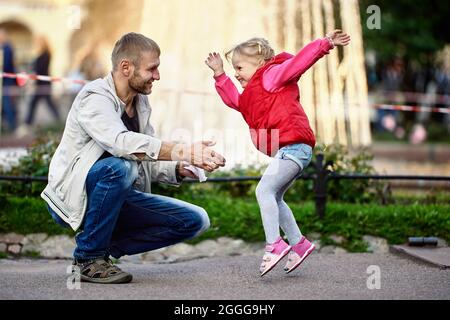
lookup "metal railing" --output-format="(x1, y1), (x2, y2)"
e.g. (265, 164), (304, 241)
(1, 154), (449, 218)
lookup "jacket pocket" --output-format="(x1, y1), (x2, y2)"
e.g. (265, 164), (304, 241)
(56, 155), (81, 199)
(71, 156), (81, 172)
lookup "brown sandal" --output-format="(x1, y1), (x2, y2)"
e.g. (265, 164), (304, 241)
(73, 258), (132, 284)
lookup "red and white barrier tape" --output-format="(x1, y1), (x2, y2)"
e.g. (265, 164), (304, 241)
(0, 71), (88, 86)
(1, 72), (449, 114)
(374, 104), (449, 114)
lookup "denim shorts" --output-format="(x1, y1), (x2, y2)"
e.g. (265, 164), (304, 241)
(274, 143), (313, 171)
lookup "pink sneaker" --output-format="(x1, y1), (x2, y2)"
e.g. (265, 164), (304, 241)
(284, 236), (315, 274)
(260, 237), (291, 277)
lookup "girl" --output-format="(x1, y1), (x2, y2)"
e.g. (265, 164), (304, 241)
(205, 30), (350, 276)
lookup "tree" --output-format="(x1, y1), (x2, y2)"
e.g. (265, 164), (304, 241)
(359, 0), (450, 64)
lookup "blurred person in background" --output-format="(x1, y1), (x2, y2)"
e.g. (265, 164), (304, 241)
(78, 44), (107, 81)
(377, 57), (405, 138)
(0, 28), (18, 133)
(433, 61), (450, 123)
(19, 35), (59, 135)
(64, 43), (107, 113)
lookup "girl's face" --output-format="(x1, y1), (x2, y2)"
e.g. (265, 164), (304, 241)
(231, 53), (263, 88)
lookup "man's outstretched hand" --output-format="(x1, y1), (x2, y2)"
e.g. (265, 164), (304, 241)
(156, 140), (226, 172)
(177, 141), (226, 172)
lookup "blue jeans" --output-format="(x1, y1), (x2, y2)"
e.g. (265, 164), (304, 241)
(47, 157), (210, 261)
(2, 92), (17, 131)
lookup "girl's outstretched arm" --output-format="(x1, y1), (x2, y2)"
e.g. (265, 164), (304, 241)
(263, 30), (350, 92)
(205, 52), (240, 111)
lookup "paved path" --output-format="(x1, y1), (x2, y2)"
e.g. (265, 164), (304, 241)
(1, 251), (449, 300)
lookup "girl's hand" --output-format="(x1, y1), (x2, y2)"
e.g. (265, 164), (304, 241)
(205, 52), (225, 77)
(326, 29), (351, 46)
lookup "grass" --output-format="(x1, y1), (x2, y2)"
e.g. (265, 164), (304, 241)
(1, 194), (449, 253)
(390, 190), (450, 205)
(184, 194), (450, 252)
(21, 250), (41, 258)
(0, 196), (75, 237)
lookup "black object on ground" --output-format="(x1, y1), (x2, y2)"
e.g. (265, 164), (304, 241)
(408, 237), (438, 247)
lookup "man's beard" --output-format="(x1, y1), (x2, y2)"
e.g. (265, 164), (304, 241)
(129, 71), (152, 95)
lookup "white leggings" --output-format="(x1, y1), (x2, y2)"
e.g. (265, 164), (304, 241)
(255, 158), (303, 245)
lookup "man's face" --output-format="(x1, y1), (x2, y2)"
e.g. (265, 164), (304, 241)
(129, 50), (160, 95)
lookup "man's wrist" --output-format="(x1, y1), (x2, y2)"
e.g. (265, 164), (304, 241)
(174, 143), (190, 162)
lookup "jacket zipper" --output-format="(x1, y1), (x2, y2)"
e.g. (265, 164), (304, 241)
(43, 191), (70, 218)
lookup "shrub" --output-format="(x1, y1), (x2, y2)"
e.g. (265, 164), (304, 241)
(1, 195), (449, 252)
(0, 134), (60, 197)
(1, 133), (385, 203)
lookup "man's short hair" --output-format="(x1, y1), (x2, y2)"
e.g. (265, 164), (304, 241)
(111, 32), (160, 71)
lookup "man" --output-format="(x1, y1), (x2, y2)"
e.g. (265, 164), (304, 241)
(0, 28), (17, 132)
(41, 33), (226, 284)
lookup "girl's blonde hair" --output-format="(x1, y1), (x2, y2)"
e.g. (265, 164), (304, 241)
(225, 37), (275, 63)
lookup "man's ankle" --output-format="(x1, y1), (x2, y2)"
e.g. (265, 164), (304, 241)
(73, 256), (102, 265)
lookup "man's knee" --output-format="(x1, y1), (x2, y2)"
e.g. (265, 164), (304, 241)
(187, 207), (210, 237)
(120, 159), (138, 183)
(101, 157), (138, 188)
